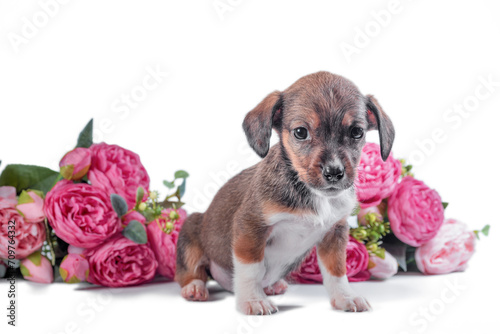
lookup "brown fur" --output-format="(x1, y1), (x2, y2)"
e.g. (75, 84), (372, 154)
(317, 219), (349, 277)
(175, 72), (395, 296)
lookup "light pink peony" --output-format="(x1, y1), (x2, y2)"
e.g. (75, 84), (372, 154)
(0, 207), (45, 259)
(68, 245), (85, 255)
(84, 235), (158, 287)
(88, 143), (150, 209)
(20, 252), (53, 284)
(286, 246), (322, 284)
(59, 253), (89, 283)
(0, 186), (17, 209)
(355, 142), (401, 208)
(415, 218), (476, 275)
(16, 190), (45, 223)
(388, 176), (445, 247)
(147, 208), (186, 279)
(346, 236), (370, 282)
(369, 252), (398, 279)
(44, 180), (120, 248)
(59, 147), (92, 180)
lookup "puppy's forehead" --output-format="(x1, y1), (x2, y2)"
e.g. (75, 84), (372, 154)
(282, 72), (365, 126)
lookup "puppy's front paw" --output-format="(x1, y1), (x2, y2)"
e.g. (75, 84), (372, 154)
(264, 279), (288, 296)
(181, 279), (209, 301)
(238, 299), (279, 315)
(331, 294), (371, 312)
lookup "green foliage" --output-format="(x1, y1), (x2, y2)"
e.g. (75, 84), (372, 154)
(122, 220), (147, 244)
(0, 164), (59, 194)
(76, 119), (93, 148)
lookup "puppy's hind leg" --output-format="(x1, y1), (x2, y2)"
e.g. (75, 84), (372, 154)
(175, 213), (209, 301)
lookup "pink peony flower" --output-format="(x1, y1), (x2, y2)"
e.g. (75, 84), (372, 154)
(287, 237), (370, 283)
(88, 143), (150, 209)
(16, 190), (45, 223)
(0, 186), (17, 209)
(59, 253), (89, 283)
(59, 147), (92, 180)
(286, 246), (322, 284)
(388, 176), (445, 247)
(122, 211), (146, 226)
(44, 180), (120, 248)
(20, 252), (53, 284)
(357, 206), (382, 226)
(415, 218), (476, 275)
(0, 207), (45, 259)
(355, 142), (401, 208)
(84, 235), (158, 287)
(369, 252), (398, 279)
(346, 236), (370, 282)
(147, 208), (187, 279)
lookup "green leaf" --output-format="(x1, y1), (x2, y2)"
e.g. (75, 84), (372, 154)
(162, 200), (185, 209)
(135, 186), (145, 208)
(174, 170), (189, 179)
(442, 202), (449, 209)
(20, 264), (31, 277)
(76, 119), (93, 148)
(482, 224), (490, 236)
(0, 164), (60, 194)
(163, 180), (175, 189)
(110, 194), (128, 217)
(178, 178), (186, 199)
(26, 251), (43, 266)
(122, 220), (147, 244)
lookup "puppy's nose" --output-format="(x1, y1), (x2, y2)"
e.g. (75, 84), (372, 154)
(323, 165), (344, 182)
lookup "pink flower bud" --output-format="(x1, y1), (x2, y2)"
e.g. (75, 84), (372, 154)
(20, 252), (53, 284)
(59, 147), (92, 180)
(369, 251), (398, 279)
(357, 206), (382, 226)
(59, 253), (89, 283)
(16, 190), (45, 223)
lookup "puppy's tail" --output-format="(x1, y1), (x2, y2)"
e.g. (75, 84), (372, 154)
(175, 212), (208, 287)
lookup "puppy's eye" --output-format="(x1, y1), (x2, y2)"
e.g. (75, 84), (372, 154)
(293, 127), (308, 140)
(350, 127), (364, 139)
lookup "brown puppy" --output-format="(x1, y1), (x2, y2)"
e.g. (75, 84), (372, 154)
(175, 71), (395, 315)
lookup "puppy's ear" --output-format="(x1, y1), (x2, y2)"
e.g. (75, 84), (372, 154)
(242, 90), (283, 158)
(365, 95), (395, 161)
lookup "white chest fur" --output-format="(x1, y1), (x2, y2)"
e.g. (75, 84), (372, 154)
(261, 189), (356, 287)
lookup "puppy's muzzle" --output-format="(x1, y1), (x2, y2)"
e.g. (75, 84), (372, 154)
(322, 164), (345, 182)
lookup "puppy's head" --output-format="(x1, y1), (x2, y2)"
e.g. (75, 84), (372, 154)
(243, 71), (395, 197)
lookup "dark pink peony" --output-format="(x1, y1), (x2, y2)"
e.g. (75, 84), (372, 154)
(355, 142), (401, 208)
(287, 237), (370, 283)
(0, 206), (45, 259)
(346, 236), (370, 282)
(88, 143), (150, 209)
(415, 218), (476, 275)
(84, 235), (158, 287)
(388, 176), (445, 247)
(286, 246), (322, 284)
(59, 147), (92, 181)
(147, 208), (187, 279)
(44, 180), (120, 248)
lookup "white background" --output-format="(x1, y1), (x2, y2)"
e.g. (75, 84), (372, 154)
(1, 0), (499, 333)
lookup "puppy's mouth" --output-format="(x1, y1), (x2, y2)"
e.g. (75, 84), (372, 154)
(316, 182), (354, 196)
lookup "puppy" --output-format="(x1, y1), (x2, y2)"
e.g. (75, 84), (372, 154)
(175, 71), (395, 315)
